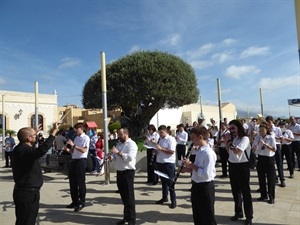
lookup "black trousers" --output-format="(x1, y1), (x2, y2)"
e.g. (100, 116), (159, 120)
(229, 162), (253, 220)
(69, 159), (87, 205)
(291, 141), (300, 170)
(176, 144), (186, 161)
(281, 144), (294, 175)
(156, 162), (176, 202)
(275, 144), (285, 182)
(257, 155), (276, 199)
(5, 151), (12, 167)
(191, 181), (217, 225)
(13, 188), (40, 225)
(218, 147), (229, 176)
(146, 148), (158, 183)
(117, 170), (136, 224)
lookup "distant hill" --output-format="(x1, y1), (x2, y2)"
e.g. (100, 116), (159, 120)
(236, 110), (287, 119)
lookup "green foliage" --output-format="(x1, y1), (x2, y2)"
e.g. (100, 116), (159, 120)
(0, 129), (16, 136)
(108, 121), (121, 133)
(82, 50), (199, 137)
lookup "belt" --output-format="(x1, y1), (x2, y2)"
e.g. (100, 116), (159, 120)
(14, 185), (40, 191)
(192, 181), (213, 185)
(117, 169), (134, 174)
(72, 158), (87, 160)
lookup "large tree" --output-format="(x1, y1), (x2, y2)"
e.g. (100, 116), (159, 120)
(82, 50), (199, 137)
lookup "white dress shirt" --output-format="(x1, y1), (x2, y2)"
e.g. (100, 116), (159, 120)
(145, 132), (160, 149)
(72, 133), (90, 159)
(252, 134), (276, 157)
(113, 138), (137, 171)
(281, 129), (294, 145)
(191, 145), (217, 183)
(157, 134), (176, 163)
(176, 130), (188, 145)
(228, 136), (251, 163)
(289, 123), (300, 141)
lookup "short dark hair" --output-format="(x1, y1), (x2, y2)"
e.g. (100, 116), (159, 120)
(158, 125), (167, 131)
(74, 122), (87, 131)
(190, 126), (209, 139)
(265, 116), (273, 122)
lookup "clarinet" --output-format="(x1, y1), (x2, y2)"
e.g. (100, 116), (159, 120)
(170, 144), (193, 189)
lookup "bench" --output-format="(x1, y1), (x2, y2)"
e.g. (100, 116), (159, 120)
(40, 154), (71, 174)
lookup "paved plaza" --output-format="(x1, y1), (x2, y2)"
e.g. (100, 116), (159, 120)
(0, 159), (299, 225)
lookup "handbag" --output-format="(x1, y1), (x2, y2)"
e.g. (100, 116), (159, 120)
(245, 149), (256, 169)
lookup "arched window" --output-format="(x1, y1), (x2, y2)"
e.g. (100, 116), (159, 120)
(0, 114), (7, 129)
(31, 115), (44, 129)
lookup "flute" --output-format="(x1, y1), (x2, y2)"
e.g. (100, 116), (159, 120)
(169, 144), (193, 189)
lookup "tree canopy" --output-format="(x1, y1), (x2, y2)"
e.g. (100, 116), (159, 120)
(82, 50), (199, 137)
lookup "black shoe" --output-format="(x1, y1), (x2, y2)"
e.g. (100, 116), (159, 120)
(268, 198), (275, 204)
(257, 196), (268, 201)
(245, 219), (252, 225)
(2, 165), (9, 168)
(116, 219), (128, 225)
(289, 174), (294, 179)
(280, 181), (286, 187)
(66, 202), (78, 208)
(275, 179), (279, 184)
(230, 214), (243, 221)
(152, 182), (158, 185)
(74, 204), (85, 212)
(170, 201), (177, 209)
(156, 198), (168, 204)
(115, 190), (120, 193)
(219, 174), (228, 178)
(256, 188), (260, 193)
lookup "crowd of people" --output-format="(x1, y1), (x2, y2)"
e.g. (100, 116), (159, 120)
(5, 115), (300, 225)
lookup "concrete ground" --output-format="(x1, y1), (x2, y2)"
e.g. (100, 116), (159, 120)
(0, 159), (299, 225)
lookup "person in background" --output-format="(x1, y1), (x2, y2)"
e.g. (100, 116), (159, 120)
(4, 133), (16, 168)
(167, 126), (172, 136)
(95, 132), (105, 176)
(226, 120), (253, 225)
(252, 122), (276, 204)
(54, 130), (67, 154)
(144, 124), (160, 185)
(67, 127), (76, 141)
(175, 124), (188, 167)
(265, 116), (285, 187)
(279, 121), (295, 178)
(37, 133), (45, 147)
(12, 123), (59, 225)
(215, 122), (230, 178)
(109, 128), (137, 225)
(89, 130), (99, 174)
(289, 116), (300, 171)
(182, 126), (217, 225)
(64, 122), (90, 212)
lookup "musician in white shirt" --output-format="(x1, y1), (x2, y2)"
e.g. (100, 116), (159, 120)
(252, 123), (276, 204)
(289, 116), (300, 171)
(182, 126), (217, 225)
(279, 121), (295, 178)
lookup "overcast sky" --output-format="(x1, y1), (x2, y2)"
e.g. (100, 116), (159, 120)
(1, 0), (299, 118)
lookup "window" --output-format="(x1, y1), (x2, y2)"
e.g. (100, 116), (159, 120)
(31, 115), (44, 129)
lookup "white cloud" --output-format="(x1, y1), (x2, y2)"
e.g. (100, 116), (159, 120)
(186, 43), (215, 59)
(258, 75), (299, 91)
(222, 38), (237, 45)
(190, 60), (213, 69)
(212, 52), (233, 64)
(240, 46), (270, 58)
(58, 57), (81, 70)
(160, 33), (181, 46)
(225, 65), (261, 79)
